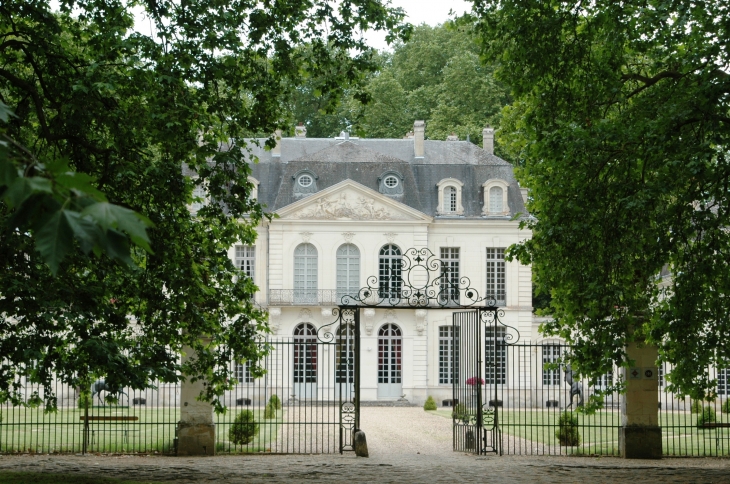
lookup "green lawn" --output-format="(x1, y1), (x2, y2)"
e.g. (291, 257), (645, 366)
(429, 408), (730, 456)
(0, 471), (163, 484)
(0, 405), (283, 454)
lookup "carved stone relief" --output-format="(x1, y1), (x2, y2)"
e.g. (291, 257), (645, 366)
(363, 308), (375, 335)
(293, 193), (402, 221)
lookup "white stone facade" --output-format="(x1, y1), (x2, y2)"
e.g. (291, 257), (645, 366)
(227, 122), (535, 405)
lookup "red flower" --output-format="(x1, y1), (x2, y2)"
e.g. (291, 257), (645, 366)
(465, 377), (484, 386)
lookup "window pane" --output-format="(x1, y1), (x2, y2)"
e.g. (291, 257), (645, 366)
(379, 245), (401, 299)
(439, 247), (460, 303)
(485, 326), (506, 384)
(336, 244), (360, 300)
(489, 186), (503, 213)
(439, 326), (459, 384)
(486, 248), (506, 305)
(235, 245), (255, 278)
(542, 345), (561, 386)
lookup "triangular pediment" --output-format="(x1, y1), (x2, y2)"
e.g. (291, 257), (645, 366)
(277, 180), (432, 222)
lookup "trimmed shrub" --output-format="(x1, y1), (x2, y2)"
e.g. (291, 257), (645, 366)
(229, 410), (259, 445)
(556, 411), (581, 446)
(264, 403), (277, 419)
(697, 406), (717, 428)
(690, 400), (703, 414)
(268, 394), (282, 410)
(721, 400), (730, 414)
(423, 396), (437, 411)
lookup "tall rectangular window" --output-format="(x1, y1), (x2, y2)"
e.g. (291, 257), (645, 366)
(440, 247), (460, 304)
(542, 345), (561, 386)
(439, 326), (459, 384)
(191, 184), (208, 214)
(235, 362), (253, 384)
(486, 248), (506, 305)
(485, 326), (506, 384)
(718, 368), (729, 395)
(658, 364), (665, 387)
(595, 371), (613, 390)
(235, 245), (255, 278)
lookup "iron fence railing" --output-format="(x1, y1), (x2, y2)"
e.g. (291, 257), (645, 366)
(1, 342), (728, 457)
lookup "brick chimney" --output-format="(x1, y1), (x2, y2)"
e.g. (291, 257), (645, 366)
(414, 120), (425, 158)
(483, 126), (494, 154)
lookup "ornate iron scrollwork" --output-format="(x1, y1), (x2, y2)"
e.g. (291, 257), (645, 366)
(316, 308), (355, 343)
(340, 248), (499, 308)
(480, 308), (520, 345)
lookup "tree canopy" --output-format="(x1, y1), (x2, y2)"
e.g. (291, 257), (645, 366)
(473, 0), (730, 399)
(0, 0), (407, 409)
(292, 23), (511, 147)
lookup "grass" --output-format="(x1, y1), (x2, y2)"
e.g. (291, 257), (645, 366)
(0, 404), (283, 454)
(429, 408), (730, 456)
(0, 471), (164, 484)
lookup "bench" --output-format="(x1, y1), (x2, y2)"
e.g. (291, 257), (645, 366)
(80, 416), (140, 445)
(699, 422), (730, 447)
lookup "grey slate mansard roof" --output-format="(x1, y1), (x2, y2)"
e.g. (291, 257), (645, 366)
(241, 137), (527, 219)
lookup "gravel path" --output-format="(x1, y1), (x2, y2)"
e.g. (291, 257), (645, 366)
(1, 408), (729, 483)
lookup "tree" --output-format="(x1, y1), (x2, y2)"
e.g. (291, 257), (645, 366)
(0, 0), (407, 409)
(291, 23), (511, 145)
(472, 0), (730, 399)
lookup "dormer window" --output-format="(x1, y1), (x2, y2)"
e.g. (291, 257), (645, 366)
(248, 176), (259, 200)
(482, 179), (510, 216)
(293, 170), (318, 196)
(379, 171), (404, 196)
(436, 178), (464, 215)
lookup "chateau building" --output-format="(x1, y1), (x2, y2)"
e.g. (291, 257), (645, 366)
(226, 121), (534, 405)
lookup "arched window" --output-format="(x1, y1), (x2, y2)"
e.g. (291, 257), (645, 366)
(336, 244), (360, 302)
(436, 178), (464, 215)
(378, 244), (402, 299)
(293, 323), (318, 397)
(378, 324), (402, 396)
(294, 243), (318, 304)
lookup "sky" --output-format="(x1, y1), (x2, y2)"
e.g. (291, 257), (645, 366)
(363, 0), (473, 51)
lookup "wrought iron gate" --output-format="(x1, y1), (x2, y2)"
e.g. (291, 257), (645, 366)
(452, 307), (517, 455)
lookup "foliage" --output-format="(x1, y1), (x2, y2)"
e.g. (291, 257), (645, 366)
(722, 400), (730, 415)
(555, 411), (581, 446)
(697, 406), (717, 428)
(472, 0), (730, 400)
(423, 396), (437, 411)
(77, 392), (91, 410)
(0, 0), (408, 410)
(268, 394), (282, 410)
(263, 402), (276, 419)
(691, 400), (703, 414)
(291, 24), (511, 149)
(229, 409), (259, 445)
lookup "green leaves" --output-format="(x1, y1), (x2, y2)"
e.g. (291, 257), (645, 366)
(0, 0), (407, 409)
(473, 0), (730, 399)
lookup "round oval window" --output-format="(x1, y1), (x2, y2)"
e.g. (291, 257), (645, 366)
(384, 175), (399, 188)
(298, 174), (313, 188)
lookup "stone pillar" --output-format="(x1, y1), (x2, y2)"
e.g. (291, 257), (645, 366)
(620, 342), (661, 459)
(177, 345), (215, 456)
